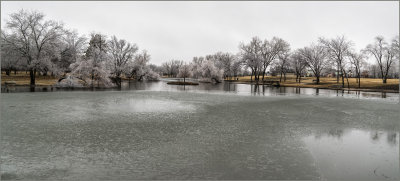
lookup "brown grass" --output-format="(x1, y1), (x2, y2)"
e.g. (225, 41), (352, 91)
(1, 71), (59, 86)
(228, 75), (399, 92)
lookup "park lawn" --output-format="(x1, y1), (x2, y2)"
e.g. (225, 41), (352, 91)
(1, 71), (59, 86)
(229, 75), (399, 91)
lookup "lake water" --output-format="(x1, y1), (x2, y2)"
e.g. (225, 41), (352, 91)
(1, 79), (399, 180)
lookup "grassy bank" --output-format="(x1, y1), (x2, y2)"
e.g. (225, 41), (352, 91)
(1, 71), (59, 86)
(227, 76), (399, 93)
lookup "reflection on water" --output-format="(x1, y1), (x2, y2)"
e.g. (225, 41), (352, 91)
(304, 129), (399, 180)
(1, 79), (398, 101)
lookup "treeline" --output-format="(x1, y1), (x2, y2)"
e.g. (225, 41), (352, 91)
(2, 9), (399, 88)
(159, 35), (399, 87)
(1, 10), (159, 87)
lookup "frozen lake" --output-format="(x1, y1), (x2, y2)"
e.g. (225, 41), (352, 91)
(1, 80), (399, 180)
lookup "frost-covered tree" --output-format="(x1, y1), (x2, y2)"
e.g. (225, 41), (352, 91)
(70, 33), (113, 87)
(209, 52), (236, 80)
(1, 36), (22, 75)
(1, 9), (64, 85)
(162, 60), (183, 77)
(177, 63), (193, 83)
(85, 33), (107, 57)
(128, 50), (159, 81)
(199, 60), (223, 83)
(190, 56), (205, 79)
(58, 30), (87, 73)
(108, 35), (138, 87)
(70, 49), (113, 87)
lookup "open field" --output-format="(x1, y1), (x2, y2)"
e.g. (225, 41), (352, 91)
(1, 71), (59, 86)
(228, 75), (399, 92)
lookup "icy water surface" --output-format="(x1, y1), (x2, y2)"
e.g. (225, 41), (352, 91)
(2, 78), (399, 101)
(1, 86), (399, 180)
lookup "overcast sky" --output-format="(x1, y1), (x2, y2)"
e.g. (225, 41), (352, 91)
(1, 1), (399, 65)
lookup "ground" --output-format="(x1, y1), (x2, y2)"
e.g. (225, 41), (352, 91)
(227, 75), (399, 92)
(1, 71), (58, 86)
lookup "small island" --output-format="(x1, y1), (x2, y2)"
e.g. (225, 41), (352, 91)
(167, 81), (199, 85)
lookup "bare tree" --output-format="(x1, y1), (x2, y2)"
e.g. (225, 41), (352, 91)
(260, 37), (290, 81)
(277, 51), (291, 82)
(240, 37), (263, 82)
(2, 9), (64, 86)
(364, 36), (396, 83)
(349, 51), (366, 88)
(290, 50), (307, 83)
(108, 35), (138, 87)
(231, 58), (243, 80)
(298, 44), (328, 84)
(319, 36), (353, 87)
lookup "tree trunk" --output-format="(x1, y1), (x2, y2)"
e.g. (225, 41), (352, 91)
(358, 75), (361, 88)
(14, 69), (17, 75)
(337, 64), (340, 83)
(5, 69), (10, 76)
(283, 72), (287, 82)
(184, 77), (186, 83)
(262, 68), (267, 81)
(341, 69), (345, 87)
(279, 71), (283, 82)
(383, 78), (387, 84)
(316, 76), (320, 84)
(116, 76), (122, 88)
(30, 69), (36, 86)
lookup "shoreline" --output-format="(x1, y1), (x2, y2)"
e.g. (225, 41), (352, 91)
(226, 81), (400, 93)
(2, 81), (399, 94)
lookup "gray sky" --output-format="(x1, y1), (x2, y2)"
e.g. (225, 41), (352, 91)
(1, 1), (399, 65)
